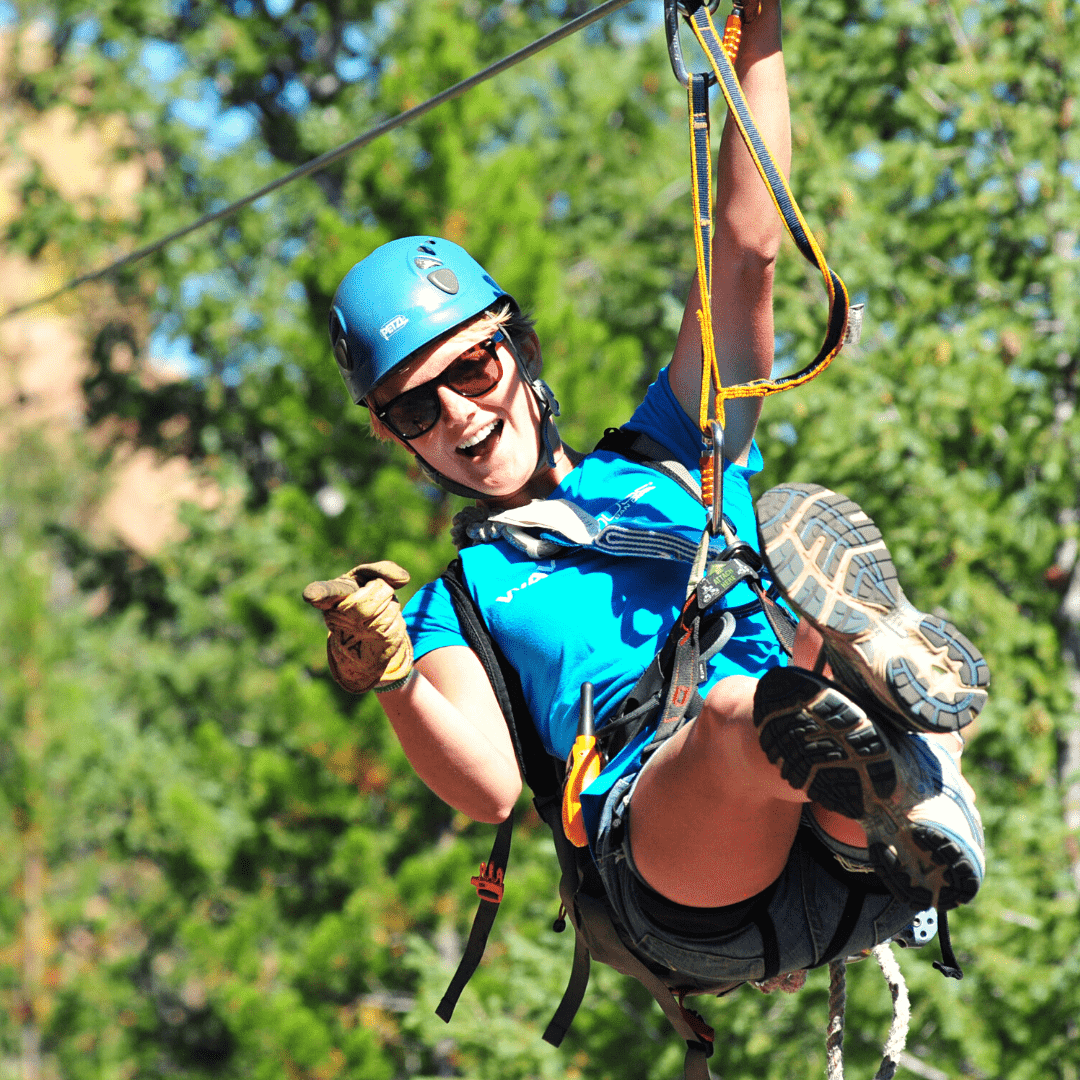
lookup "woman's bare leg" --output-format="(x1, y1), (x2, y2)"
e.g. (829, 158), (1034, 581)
(627, 620), (972, 910)
(627, 674), (807, 908)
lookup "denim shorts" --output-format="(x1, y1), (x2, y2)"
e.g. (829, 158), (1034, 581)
(592, 769), (919, 988)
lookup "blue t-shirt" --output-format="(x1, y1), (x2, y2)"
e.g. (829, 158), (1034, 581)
(403, 368), (785, 776)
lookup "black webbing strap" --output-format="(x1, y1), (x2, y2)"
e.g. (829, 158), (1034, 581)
(436, 812), (514, 1022)
(565, 893), (718, 1077)
(642, 595), (701, 761)
(818, 885), (867, 969)
(751, 908), (781, 983)
(594, 425), (749, 544)
(440, 560), (560, 798)
(689, 68), (714, 310)
(594, 427), (702, 504)
(751, 579), (797, 656)
(933, 908), (963, 980)
(436, 562), (562, 1024)
(533, 791), (599, 1047)
(542, 930), (592, 1047)
(799, 822), (890, 968)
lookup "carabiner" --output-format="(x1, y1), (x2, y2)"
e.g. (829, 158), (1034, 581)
(708, 421), (724, 537)
(664, 0), (717, 89)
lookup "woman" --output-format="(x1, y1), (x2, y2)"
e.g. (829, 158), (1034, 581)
(305, 0), (986, 985)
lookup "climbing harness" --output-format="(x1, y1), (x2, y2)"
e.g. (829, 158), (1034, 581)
(435, 428), (957, 1078)
(436, 540), (946, 1080)
(432, 5), (960, 1078)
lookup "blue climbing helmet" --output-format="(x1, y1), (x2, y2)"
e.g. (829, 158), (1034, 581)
(328, 236), (561, 498)
(329, 236), (512, 404)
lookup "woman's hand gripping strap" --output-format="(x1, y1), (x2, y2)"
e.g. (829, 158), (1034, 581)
(562, 682), (603, 848)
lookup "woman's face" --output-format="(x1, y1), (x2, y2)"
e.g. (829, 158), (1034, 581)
(368, 316), (547, 503)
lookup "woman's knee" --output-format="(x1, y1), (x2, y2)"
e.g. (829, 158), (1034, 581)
(693, 674), (808, 804)
(696, 675), (758, 737)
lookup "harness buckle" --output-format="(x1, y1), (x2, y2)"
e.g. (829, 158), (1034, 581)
(715, 540), (763, 571)
(471, 863), (505, 904)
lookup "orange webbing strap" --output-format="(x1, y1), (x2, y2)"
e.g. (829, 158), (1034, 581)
(685, 0), (849, 414)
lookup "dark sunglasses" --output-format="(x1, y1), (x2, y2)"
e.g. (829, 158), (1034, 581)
(371, 331), (506, 440)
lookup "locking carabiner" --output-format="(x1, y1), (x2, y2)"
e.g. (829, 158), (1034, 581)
(664, 0), (717, 88)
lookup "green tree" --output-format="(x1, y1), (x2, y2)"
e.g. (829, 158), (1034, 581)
(2, 0), (1080, 1077)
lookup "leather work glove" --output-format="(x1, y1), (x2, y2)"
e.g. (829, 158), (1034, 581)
(303, 561), (414, 694)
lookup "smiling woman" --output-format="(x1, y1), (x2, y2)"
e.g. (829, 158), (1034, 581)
(329, 238), (566, 502)
(302, 0), (988, 1065)
(366, 318), (573, 505)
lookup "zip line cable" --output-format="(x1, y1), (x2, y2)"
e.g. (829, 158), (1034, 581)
(2, 0), (635, 322)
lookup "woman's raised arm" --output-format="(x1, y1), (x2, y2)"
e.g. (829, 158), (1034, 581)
(668, 0), (791, 465)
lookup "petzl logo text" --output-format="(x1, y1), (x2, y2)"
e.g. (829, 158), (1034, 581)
(379, 315), (409, 340)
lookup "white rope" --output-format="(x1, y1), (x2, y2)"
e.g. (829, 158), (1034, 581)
(871, 943), (911, 1080)
(823, 944), (911, 1080)
(826, 959), (847, 1080)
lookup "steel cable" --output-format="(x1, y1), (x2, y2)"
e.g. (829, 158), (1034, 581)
(2, 0), (634, 321)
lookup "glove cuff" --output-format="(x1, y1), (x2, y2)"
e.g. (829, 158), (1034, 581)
(373, 669), (416, 694)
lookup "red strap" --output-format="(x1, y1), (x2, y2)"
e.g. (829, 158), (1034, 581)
(677, 992), (715, 1043)
(471, 862), (505, 904)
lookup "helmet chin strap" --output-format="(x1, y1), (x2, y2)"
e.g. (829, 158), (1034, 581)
(409, 334), (562, 504)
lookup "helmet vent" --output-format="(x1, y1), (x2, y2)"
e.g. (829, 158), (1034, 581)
(333, 338), (352, 371)
(414, 256), (442, 270)
(427, 268), (460, 294)
(418, 243), (438, 255)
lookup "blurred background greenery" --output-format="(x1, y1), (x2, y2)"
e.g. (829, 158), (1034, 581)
(1, 0), (1078, 1076)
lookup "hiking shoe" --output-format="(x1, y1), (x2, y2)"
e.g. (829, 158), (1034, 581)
(755, 666), (985, 910)
(755, 483), (989, 734)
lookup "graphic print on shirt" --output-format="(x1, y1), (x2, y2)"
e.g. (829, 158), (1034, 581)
(594, 481), (656, 529)
(495, 561), (558, 604)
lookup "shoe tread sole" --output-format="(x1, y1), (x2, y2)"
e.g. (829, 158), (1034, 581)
(756, 483), (989, 733)
(871, 828), (981, 911)
(755, 667), (981, 911)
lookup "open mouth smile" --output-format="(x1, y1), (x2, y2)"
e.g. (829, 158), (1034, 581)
(457, 420), (503, 458)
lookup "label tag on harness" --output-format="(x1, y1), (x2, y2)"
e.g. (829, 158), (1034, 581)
(696, 559), (755, 609)
(844, 303), (865, 345)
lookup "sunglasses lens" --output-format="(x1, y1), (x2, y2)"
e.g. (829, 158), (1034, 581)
(445, 345), (502, 397)
(382, 340), (503, 438)
(386, 391), (440, 438)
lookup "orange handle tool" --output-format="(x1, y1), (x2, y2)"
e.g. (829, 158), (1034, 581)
(562, 683), (603, 848)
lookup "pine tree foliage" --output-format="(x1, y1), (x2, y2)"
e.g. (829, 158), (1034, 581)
(2, 0), (1079, 1076)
